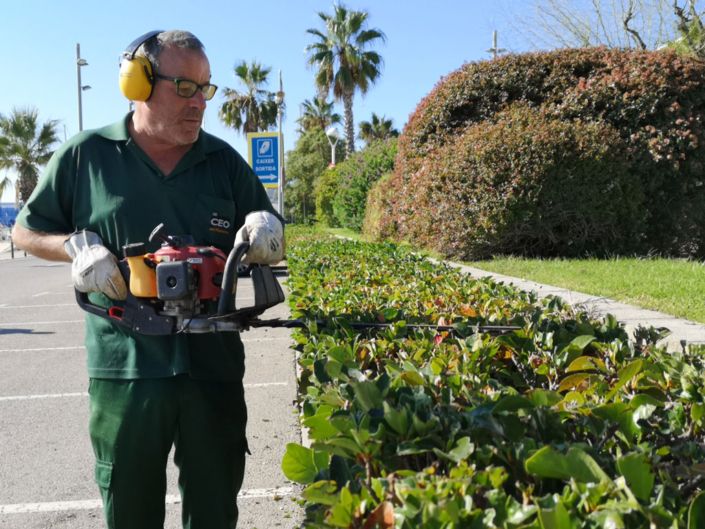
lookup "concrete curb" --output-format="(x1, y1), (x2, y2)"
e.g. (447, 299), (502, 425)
(443, 260), (705, 352)
(331, 236), (705, 351)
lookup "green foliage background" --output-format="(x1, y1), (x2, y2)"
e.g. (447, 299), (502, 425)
(316, 138), (397, 230)
(286, 128), (343, 224)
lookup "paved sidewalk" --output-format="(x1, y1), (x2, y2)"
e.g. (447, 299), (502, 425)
(0, 256), (303, 529)
(444, 261), (705, 352)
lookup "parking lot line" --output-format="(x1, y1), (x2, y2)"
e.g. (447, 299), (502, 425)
(0, 320), (84, 326)
(0, 336), (290, 354)
(0, 346), (85, 353)
(0, 303), (76, 309)
(0, 382), (289, 402)
(0, 392), (88, 402)
(0, 486), (294, 514)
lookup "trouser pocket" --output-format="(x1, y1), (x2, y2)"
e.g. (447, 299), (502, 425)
(94, 459), (116, 528)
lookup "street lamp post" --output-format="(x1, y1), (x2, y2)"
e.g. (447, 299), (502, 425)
(325, 126), (340, 167)
(76, 43), (90, 132)
(275, 71), (285, 217)
(486, 30), (506, 59)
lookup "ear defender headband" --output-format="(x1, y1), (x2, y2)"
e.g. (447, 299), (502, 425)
(119, 30), (163, 101)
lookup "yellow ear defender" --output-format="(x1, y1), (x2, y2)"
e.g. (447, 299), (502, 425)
(119, 30), (163, 101)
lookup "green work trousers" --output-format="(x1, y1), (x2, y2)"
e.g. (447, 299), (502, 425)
(88, 375), (248, 529)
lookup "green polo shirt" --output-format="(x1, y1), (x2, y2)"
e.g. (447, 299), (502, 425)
(17, 113), (277, 380)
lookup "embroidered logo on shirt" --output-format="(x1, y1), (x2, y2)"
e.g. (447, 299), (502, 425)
(209, 211), (232, 235)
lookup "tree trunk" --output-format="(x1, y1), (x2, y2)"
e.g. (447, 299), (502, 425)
(17, 171), (37, 204)
(343, 93), (355, 156)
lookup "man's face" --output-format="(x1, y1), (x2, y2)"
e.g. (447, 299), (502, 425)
(142, 46), (211, 146)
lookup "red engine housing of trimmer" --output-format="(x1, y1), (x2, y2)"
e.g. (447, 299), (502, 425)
(154, 245), (227, 300)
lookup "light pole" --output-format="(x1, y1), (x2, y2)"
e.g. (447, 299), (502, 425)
(486, 30), (506, 59)
(275, 70), (285, 217)
(325, 126), (340, 167)
(76, 43), (91, 131)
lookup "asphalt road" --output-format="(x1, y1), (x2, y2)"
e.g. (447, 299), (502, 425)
(0, 254), (303, 529)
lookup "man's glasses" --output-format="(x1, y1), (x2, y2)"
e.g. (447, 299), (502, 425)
(154, 74), (218, 101)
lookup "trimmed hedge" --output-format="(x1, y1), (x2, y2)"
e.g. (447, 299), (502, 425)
(367, 47), (705, 258)
(283, 230), (705, 528)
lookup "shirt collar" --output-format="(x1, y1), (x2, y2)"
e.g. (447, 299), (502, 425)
(94, 112), (225, 156)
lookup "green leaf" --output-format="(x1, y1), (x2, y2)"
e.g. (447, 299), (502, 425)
(400, 369), (425, 386)
(630, 393), (665, 409)
(558, 373), (591, 392)
(566, 355), (605, 373)
(617, 453), (654, 501)
(606, 359), (644, 400)
(328, 345), (353, 364)
(351, 380), (383, 411)
(304, 480), (339, 506)
(303, 406), (338, 440)
(689, 491), (705, 529)
(324, 437), (364, 458)
(325, 358), (343, 379)
(525, 445), (610, 484)
(327, 486), (355, 527)
(383, 402), (410, 435)
(434, 436), (474, 464)
(590, 510), (625, 528)
(527, 389), (563, 407)
(282, 443), (322, 484)
(380, 307), (398, 321)
(313, 359), (331, 383)
(537, 498), (572, 529)
(692, 403), (705, 424)
(593, 402), (641, 441)
(493, 395), (534, 412)
(566, 335), (596, 352)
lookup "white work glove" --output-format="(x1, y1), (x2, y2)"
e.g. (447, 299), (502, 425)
(234, 211), (284, 264)
(64, 230), (127, 300)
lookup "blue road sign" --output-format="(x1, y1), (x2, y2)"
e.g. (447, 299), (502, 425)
(247, 132), (280, 188)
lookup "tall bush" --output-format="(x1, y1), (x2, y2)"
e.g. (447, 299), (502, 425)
(370, 48), (705, 258)
(316, 138), (397, 230)
(285, 128), (331, 224)
(405, 105), (644, 259)
(314, 167), (341, 227)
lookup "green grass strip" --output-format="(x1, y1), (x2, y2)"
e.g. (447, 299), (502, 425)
(469, 257), (705, 323)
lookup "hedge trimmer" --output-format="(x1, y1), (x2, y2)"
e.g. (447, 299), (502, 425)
(75, 224), (521, 336)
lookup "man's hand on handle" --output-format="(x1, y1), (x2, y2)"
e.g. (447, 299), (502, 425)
(64, 230), (127, 300)
(234, 211), (284, 265)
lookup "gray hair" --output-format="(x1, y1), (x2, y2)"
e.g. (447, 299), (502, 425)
(140, 30), (205, 72)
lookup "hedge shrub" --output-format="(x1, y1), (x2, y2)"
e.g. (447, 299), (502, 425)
(368, 47), (705, 258)
(284, 231), (705, 528)
(315, 167), (341, 227)
(399, 104), (644, 259)
(316, 138), (397, 231)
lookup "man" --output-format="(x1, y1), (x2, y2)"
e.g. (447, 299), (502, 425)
(11, 30), (284, 529)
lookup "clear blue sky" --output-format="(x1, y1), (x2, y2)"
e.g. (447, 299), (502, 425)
(0, 0), (535, 202)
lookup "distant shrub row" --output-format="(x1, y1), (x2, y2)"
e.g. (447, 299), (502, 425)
(364, 47), (705, 259)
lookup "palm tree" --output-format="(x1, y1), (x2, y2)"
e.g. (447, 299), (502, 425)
(358, 113), (399, 144)
(296, 96), (341, 134)
(218, 61), (279, 135)
(0, 108), (59, 204)
(306, 3), (386, 156)
(0, 173), (12, 204)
